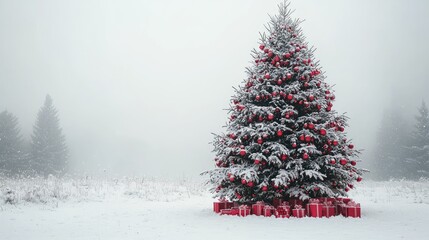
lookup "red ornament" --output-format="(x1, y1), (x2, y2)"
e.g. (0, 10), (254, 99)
(292, 143), (297, 148)
(284, 53), (291, 59)
(277, 79), (282, 85)
(314, 187), (320, 191)
(274, 55), (280, 62)
(326, 106), (332, 112)
(330, 159), (336, 165)
(268, 51), (274, 58)
(308, 95), (315, 101)
(247, 181), (254, 187)
(280, 154), (287, 161)
(277, 130), (283, 137)
(299, 135), (305, 141)
(239, 149), (246, 156)
(229, 133), (236, 139)
(351, 160), (357, 166)
(259, 44), (265, 50)
(229, 176), (235, 182)
(357, 177), (362, 182)
(264, 48), (269, 53)
(302, 153), (309, 160)
(241, 179), (247, 185)
(340, 159), (347, 165)
(320, 128), (327, 136)
(262, 186), (268, 191)
(286, 73), (292, 79)
(268, 113), (274, 120)
(308, 123), (315, 130)
(293, 66), (300, 72)
(303, 123), (308, 129)
(257, 138), (263, 144)
(286, 94), (293, 100)
(305, 135), (311, 142)
(348, 144), (354, 149)
(264, 73), (271, 79)
(254, 159), (260, 164)
(285, 114), (290, 119)
(255, 95), (261, 101)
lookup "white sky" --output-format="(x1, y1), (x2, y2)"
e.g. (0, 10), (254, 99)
(1, 0), (428, 178)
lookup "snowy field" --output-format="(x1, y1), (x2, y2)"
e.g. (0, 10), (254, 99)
(1, 177), (428, 240)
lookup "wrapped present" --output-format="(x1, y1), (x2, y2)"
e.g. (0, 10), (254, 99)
(292, 205), (306, 218)
(263, 205), (275, 217)
(252, 201), (265, 216)
(213, 200), (233, 213)
(220, 207), (239, 216)
(334, 200), (346, 216)
(343, 201), (361, 218)
(322, 201), (336, 218)
(275, 205), (290, 218)
(275, 209), (290, 218)
(238, 205), (251, 217)
(289, 198), (303, 207)
(306, 199), (323, 218)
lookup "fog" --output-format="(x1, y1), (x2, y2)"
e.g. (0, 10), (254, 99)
(1, 0), (428, 178)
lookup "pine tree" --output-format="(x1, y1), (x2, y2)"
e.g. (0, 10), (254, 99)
(0, 110), (23, 175)
(31, 95), (68, 176)
(372, 109), (409, 180)
(204, 2), (365, 203)
(408, 101), (429, 179)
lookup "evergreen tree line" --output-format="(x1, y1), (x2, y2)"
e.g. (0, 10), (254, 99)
(372, 101), (429, 180)
(0, 95), (68, 177)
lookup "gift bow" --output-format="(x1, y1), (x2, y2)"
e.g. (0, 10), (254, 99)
(309, 199), (320, 203)
(347, 201), (357, 206)
(239, 205), (250, 210)
(256, 201), (265, 205)
(324, 201), (333, 206)
(294, 205), (303, 209)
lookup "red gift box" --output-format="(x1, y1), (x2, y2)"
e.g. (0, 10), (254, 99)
(220, 207), (239, 216)
(252, 201), (265, 216)
(275, 205), (290, 218)
(334, 200), (346, 216)
(322, 201), (336, 218)
(213, 200), (233, 213)
(289, 198), (303, 207)
(292, 205), (306, 218)
(263, 205), (275, 217)
(238, 205), (251, 217)
(343, 201), (361, 218)
(306, 199), (323, 218)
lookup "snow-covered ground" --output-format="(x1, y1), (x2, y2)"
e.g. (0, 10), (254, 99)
(1, 177), (428, 240)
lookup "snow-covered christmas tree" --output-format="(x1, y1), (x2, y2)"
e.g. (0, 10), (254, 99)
(204, 1), (365, 203)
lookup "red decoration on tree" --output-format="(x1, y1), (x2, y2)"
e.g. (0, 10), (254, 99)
(259, 44), (265, 50)
(340, 159), (347, 165)
(302, 153), (309, 160)
(239, 149), (246, 156)
(320, 128), (327, 136)
(277, 130), (284, 137)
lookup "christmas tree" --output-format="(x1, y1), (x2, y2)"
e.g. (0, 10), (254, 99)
(31, 94), (68, 176)
(407, 101), (429, 178)
(204, 2), (365, 203)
